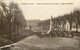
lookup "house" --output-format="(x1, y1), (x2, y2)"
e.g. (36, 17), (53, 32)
(26, 20), (41, 30)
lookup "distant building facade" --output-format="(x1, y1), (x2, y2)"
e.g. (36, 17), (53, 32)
(26, 20), (41, 30)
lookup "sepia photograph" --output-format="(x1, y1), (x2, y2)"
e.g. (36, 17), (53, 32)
(0, 0), (80, 50)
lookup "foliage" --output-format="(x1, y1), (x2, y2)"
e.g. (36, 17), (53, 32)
(38, 9), (80, 31)
(0, 1), (26, 39)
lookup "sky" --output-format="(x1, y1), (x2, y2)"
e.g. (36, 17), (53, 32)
(1, 0), (80, 20)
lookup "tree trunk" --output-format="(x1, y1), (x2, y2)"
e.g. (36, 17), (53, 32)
(70, 23), (72, 31)
(0, 17), (2, 35)
(8, 20), (11, 40)
(16, 22), (19, 35)
(14, 17), (16, 37)
(76, 23), (78, 32)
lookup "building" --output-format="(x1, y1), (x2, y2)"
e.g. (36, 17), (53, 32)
(26, 20), (41, 30)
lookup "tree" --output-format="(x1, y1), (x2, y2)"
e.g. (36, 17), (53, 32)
(8, 2), (26, 39)
(0, 1), (26, 40)
(0, 1), (7, 36)
(73, 9), (80, 32)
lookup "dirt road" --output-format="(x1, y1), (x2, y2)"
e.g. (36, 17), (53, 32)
(9, 35), (80, 50)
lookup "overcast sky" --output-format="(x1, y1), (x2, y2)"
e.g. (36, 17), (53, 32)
(2, 0), (80, 20)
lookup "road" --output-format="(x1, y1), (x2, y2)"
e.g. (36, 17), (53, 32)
(5, 35), (79, 50)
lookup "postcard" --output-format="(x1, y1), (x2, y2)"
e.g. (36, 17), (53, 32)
(0, 0), (80, 50)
